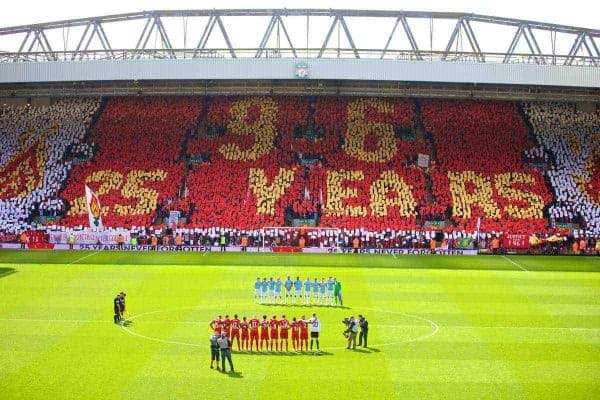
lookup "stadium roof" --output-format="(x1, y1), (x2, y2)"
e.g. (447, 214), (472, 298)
(0, 9), (598, 66)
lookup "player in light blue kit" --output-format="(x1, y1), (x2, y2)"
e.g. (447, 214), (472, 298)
(326, 277), (335, 305)
(284, 276), (293, 305)
(294, 276), (302, 305)
(319, 278), (327, 305)
(254, 277), (261, 303)
(260, 277), (268, 304)
(275, 278), (283, 304)
(268, 278), (276, 304)
(311, 278), (319, 305)
(303, 277), (311, 305)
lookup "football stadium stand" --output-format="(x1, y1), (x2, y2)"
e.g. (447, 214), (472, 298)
(0, 96), (598, 247)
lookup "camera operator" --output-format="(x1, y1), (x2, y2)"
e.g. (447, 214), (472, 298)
(358, 314), (368, 348)
(345, 315), (359, 350)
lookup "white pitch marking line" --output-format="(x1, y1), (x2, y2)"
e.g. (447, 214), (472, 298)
(0, 318), (102, 323)
(117, 305), (441, 349)
(69, 251), (100, 265)
(502, 255), (528, 272)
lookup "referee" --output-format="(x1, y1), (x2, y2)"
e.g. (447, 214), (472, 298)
(118, 292), (126, 322)
(113, 293), (121, 324)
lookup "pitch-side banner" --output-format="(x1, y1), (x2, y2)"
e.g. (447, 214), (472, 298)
(502, 233), (530, 249)
(1, 243), (476, 255)
(304, 247), (479, 255)
(48, 230), (131, 245)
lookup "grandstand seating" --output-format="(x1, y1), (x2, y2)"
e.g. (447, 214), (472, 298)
(523, 102), (600, 236)
(59, 97), (201, 228)
(0, 95), (598, 239)
(0, 99), (99, 233)
(420, 99), (553, 234)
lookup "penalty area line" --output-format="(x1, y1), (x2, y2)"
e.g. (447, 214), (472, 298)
(502, 255), (528, 272)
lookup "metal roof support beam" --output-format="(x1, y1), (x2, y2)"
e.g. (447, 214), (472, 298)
(96, 22), (115, 57)
(71, 23), (92, 60)
(400, 16), (422, 60)
(134, 17), (154, 57)
(565, 32), (583, 65)
(580, 34), (597, 66)
(503, 26), (523, 63)
(215, 15), (236, 58)
(318, 15), (339, 58)
(255, 14), (277, 58)
(338, 16), (360, 58)
(25, 29), (55, 61)
(16, 30), (32, 57)
(193, 15), (216, 57)
(463, 19), (484, 62)
(519, 25), (541, 64)
(442, 19), (461, 61)
(588, 34), (600, 58)
(0, 9), (598, 65)
(588, 35), (600, 58)
(1, 10), (599, 36)
(154, 17), (176, 58)
(380, 17), (400, 59)
(139, 19), (157, 55)
(525, 26), (545, 64)
(80, 23), (99, 60)
(276, 15), (297, 58)
(38, 30), (56, 61)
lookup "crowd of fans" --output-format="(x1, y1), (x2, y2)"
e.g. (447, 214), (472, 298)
(0, 99), (99, 233)
(421, 99), (553, 234)
(59, 97), (201, 228)
(0, 96), (598, 246)
(523, 102), (600, 236)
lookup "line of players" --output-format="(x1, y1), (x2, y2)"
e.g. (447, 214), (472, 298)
(209, 313), (322, 353)
(254, 276), (343, 306)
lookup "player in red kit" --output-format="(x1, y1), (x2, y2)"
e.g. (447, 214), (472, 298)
(223, 315), (231, 338)
(240, 316), (250, 351)
(290, 317), (300, 351)
(298, 315), (309, 351)
(230, 314), (241, 351)
(279, 315), (290, 352)
(249, 315), (260, 352)
(269, 315), (279, 351)
(209, 315), (223, 335)
(260, 315), (270, 352)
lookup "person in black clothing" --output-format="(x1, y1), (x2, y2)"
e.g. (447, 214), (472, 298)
(118, 292), (126, 323)
(358, 314), (368, 347)
(113, 294), (121, 324)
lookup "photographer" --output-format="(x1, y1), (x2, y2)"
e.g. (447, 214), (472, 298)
(358, 314), (368, 348)
(345, 315), (359, 350)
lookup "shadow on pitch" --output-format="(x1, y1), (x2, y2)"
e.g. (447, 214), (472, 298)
(346, 347), (380, 354)
(0, 267), (16, 279)
(235, 350), (333, 357)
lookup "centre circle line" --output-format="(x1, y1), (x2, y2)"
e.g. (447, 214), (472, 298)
(120, 305), (439, 349)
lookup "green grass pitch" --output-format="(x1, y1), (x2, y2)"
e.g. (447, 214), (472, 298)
(0, 250), (599, 399)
